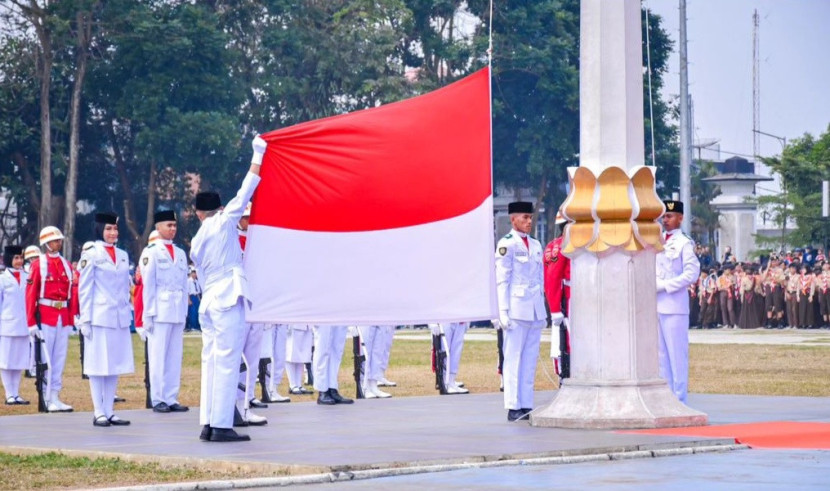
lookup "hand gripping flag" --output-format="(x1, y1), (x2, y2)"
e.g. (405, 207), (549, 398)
(245, 67), (496, 325)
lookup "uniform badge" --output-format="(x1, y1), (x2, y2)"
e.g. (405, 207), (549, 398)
(498, 247), (507, 256)
(142, 257), (148, 266)
(80, 259), (87, 269)
(26, 277), (33, 285)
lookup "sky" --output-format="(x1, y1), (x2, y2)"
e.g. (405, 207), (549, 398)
(647, 0), (830, 174)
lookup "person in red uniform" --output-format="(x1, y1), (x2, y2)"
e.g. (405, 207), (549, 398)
(543, 211), (570, 382)
(25, 226), (76, 412)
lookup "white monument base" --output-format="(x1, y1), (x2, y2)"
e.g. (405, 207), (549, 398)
(531, 379), (708, 429)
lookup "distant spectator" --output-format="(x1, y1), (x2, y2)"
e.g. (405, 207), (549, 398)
(722, 246), (735, 264)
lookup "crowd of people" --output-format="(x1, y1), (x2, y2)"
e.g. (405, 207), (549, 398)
(689, 250), (830, 330)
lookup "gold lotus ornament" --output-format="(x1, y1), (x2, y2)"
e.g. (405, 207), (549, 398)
(561, 165), (663, 254)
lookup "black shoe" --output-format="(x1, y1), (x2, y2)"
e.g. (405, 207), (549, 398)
(168, 403), (189, 412)
(317, 391), (337, 405)
(209, 428), (251, 442)
(521, 408), (533, 417)
(233, 407), (249, 427)
(93, 415), (111, 427)
(113, 396), (126, 403)
(108, 415), (130, 426)
(249, 398), (268, 409)
(153, 402), (171, 413)
(199, 425), (212, 441)
(329, 389), (354, 404)
(507, 409), (530, 422)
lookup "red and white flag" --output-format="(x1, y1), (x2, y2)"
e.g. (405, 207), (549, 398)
(245, 68), (496, 325)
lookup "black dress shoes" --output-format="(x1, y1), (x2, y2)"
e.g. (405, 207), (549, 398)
(200, 425), (212, 441)
(249, 398), (268, 409)
(108, 415), (130, 426)
(93, 415), (111, 427)
(329, 389), (354, 404)
(209, 428), (251, 442)
(168, 403), (189, 412)
(317, 391), (337, 405)
(153, 402), (171, 413)
(507, 409), (530, 422)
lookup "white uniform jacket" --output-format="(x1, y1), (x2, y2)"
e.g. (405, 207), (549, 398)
(0, 269), (28, 336)
(77, 242), (133, 329)
(190, 172), (261, 314)
(656, 231), (700, 315)
(141, 241), (189, 325)
(495, 230), (547, 322)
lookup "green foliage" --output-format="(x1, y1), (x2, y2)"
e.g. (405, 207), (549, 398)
(756, 126), (830, 250)
(1, 1), (678, 255)
(690, 160), (721, 246)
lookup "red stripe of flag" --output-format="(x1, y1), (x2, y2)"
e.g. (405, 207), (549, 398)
(252, 67), (491, 232)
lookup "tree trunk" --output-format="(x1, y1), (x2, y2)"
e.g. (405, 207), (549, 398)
(33, 7), (54, 231)
(63, 10), (93, 260)
(532, 169), (548, 240)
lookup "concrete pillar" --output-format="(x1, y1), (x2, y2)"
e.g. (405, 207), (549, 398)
(530, 0), (707, 429)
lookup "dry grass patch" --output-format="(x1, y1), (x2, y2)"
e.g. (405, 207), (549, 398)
(690, 344), (830, 396)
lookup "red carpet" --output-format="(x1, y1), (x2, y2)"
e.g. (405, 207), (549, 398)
(625, 422), (830, 450)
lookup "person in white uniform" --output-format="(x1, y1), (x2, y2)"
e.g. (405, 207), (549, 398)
(430, 322), (469, 394)
(236, 203), (267, 425)
(1, 246), (30, 405)
(312, 325), (353, 405)
(77, 212), (135, 427)
(376, 325), (396, 387)
(190, 136), (265, 442)
(656, 200), (700, 404)
(263, 323), (290, 402)
(495, 201), (547, 422)
(139, 210), (190, 413)
(358, 325), (392, 398)
(285, 324), (314, 395)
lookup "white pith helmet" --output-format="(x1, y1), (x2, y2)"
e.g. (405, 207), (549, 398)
(39, 226), (65, 246)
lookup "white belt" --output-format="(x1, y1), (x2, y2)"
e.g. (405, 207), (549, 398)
(39, 298), (69, 309)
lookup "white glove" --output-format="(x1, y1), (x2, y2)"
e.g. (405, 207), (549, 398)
(656, 278), (667, 293)
(28, 326), (42, 340)
(79, 323), (92, 339)
(251, 135), (267, 165)
(551, 312), (564, 327)
(144, 317), (154, 334)
(136, 326), (147, 341)
(499, 311), (511, 330)
(429, 324), (440, 336)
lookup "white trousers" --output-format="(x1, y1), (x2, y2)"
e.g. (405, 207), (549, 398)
(1, 369), (22, 398)
(147, 321), (185, 406)
(312, 325), (347, 391)
(286, 362), (305, 388)
(199, 298), (245, 429)
(658, 313), (689, 403)
(358, 326), (384, 382)
(89, 374), (118, 418)
(41, 320), (71, 394)
(380, 325), (395, 373)
(440, 322), (468, 378)
(502, 320), (542, 410)
(237, 323), (264, 402)
(266, 325), (287, 392)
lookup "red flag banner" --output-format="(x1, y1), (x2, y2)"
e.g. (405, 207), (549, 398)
(245, 67), (496, 325)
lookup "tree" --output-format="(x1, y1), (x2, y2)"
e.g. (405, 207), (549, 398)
(690, 160), (720, 246)
(756, 126), (830, 251)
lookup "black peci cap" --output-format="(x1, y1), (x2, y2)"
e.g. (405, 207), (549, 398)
(508, 201), (534, 214)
